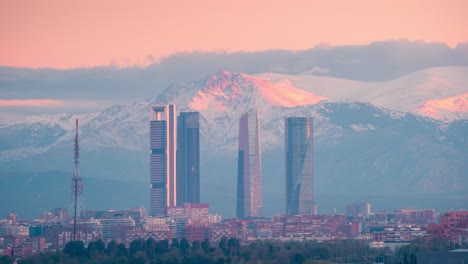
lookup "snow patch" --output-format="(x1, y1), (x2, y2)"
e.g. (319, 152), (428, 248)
(247, 77), (328, 107)
(257, 67), (468, 121)
(416, 92), (468, 121)
(350, 124), (376, 132)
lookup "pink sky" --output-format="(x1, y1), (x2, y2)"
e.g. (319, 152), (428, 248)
(1, 0), (467, 69)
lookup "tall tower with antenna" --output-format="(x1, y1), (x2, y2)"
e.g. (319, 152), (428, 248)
(71, 119), (83, 241)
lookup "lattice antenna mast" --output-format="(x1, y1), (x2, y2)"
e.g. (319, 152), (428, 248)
(71, 119), (83, 241)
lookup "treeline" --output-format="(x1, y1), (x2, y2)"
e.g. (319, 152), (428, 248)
(10, 237), (467, 264)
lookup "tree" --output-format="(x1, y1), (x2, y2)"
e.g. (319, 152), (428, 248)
(160, 250), (183, 264)
(239, 245), (253, 263)
(86, 240), (106, 258)
(95, 239), (106, 254)
(180, 238), (190, 253)
(0, 256), (13, 264)
(291, 253), (304, 264)
(117, 243), (128, 257)
(106, 240), (119, 257)
(129, 239), (146, 257)
(268, 244), (274, 256)
(87, 241), (97, 257)
(403, 252), (409, 264)
(160, 239), (170, 252)
(219, 237), (228, 252)
(410, 252), (417, 264)
(155, 239), (170, 255)
(128, 256), (146, 264)
(171, 238), (180, 249)
(145, 238), (157, 259)
(63, 241), (86, 258)
(201, 238), (211, 253)
(227, 238), (239, 249)
(227, 238), (240, 256)
(192, 240), (201, 252)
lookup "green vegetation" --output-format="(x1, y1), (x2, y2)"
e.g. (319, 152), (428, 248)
(16, 237), (467, 264)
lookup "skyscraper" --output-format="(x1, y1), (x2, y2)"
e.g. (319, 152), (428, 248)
(177, 112), (200, 204)
(285, 117), (315, 215)
(150, 104), (177, 216)
(237, 108), (262, 218)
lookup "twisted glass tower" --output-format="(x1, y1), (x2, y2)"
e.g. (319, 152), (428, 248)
(285, 117), (315, 215)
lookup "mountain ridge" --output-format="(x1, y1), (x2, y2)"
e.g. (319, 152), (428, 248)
(1, 68), (467, 161)
(0, 68), (467, 217)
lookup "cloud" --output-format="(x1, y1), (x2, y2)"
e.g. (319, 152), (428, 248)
(145, 54), (157, 64)
(0, 99), (65, 107)
(0, 99), (114, 122)
(302, 66), (329, 75)
(0, 99), (109, 109)
(0, 40), (467, 106)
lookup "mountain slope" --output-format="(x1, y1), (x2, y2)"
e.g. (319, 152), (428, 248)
(257, 67), (468, 121)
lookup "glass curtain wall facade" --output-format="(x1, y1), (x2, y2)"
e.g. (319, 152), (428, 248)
(285, 117), (315, 215)
(237, 108), (262, 218)
(177, 112), (200, 205)
(150, 104), (177, 216)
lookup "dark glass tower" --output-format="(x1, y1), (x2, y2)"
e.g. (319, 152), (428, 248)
(285, 117), (315, 215)
(176, 112), (200, 205)
(237, 108), (262, 218)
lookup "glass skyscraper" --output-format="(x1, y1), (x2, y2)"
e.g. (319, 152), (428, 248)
(177, 112), (200, 205)
(237, 108), (262, 218)
(285, 117), (315, 215)
(150, 104), (177, 216)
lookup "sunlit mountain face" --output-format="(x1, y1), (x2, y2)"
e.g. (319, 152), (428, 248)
(257, 67), (468, 122)
(187, 71), (327, 112)
(416, 92), (468, 120)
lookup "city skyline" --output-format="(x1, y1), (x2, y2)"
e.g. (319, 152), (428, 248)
(0, 1), (467, 261)
(236, 108), (262, 218)
(0, 66), (466, 218)
(1, 102), (467, 261)
(146, 105), (319, 218)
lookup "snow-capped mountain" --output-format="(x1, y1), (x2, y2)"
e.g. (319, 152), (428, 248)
(0, 68), (467, 202)
(0, 70), (331, 159)
(2, 67), (466, 158)
(257, 67), (468, 121)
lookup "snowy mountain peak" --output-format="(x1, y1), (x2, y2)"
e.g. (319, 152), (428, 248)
(416, 92), (468, 120)
(245, 76), (328, 107)
(187, 71), (328, 111)
(257, 67), (468, 121)
(188, 71), (245, 111)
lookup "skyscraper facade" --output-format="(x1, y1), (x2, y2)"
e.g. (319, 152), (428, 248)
(236, 108), (262, 218)
(177, 112), (200, 205)
(150, 104), (177, 216)
(285, 117), (315, 215)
